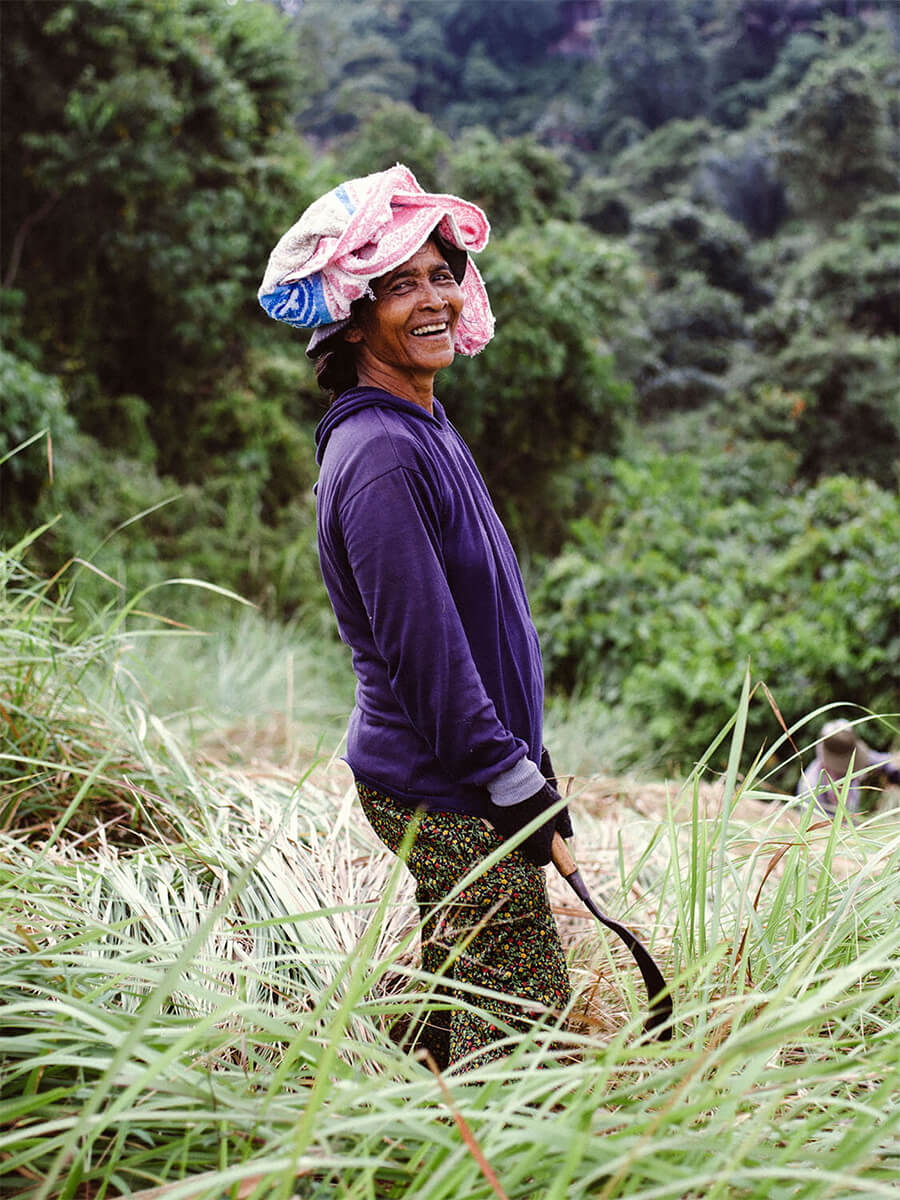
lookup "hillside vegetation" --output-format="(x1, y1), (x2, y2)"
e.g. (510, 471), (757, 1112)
(3, 0), (898, 771)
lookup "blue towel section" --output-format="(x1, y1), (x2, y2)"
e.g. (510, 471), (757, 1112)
(259, 272), (333, 327)
(334, 184), (356, 215)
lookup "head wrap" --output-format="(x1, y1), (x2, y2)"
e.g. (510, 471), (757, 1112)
(258, 164), (495, 356)
(820, 720), (876, 779)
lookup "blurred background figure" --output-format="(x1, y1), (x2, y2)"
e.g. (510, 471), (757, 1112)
(797, 720), (900, 819)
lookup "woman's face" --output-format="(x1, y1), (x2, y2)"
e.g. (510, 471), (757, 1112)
(347, 241), (464, 395)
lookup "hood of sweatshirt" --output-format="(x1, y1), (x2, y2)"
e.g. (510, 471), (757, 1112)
(314, 387), (443, 465)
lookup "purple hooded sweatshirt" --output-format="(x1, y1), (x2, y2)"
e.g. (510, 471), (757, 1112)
(314, 386), (543, 816)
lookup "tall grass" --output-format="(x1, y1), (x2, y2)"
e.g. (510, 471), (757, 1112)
(2, 542), (899, 1199)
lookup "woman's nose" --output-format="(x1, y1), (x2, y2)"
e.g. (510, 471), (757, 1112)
(418, 281), (444, 307)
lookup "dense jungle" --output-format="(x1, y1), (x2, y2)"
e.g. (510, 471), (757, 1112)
(3, 0), (899, 771)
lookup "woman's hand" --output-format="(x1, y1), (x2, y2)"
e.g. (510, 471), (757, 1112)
(489, 782), (572, 867)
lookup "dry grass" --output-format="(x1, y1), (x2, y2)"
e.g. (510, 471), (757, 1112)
(3, 561), (899, 1198)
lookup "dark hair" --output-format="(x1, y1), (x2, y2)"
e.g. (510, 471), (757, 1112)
(314, 336), (359, 402)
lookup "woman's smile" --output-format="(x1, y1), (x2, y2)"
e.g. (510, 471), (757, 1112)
(410, 321), (451, 337)
(346, 241), (465, 409)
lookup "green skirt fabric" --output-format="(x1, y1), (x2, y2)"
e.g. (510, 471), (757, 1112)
(356, 782), (571, 1070)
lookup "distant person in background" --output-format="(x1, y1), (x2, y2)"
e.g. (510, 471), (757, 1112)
(258, 166), (573, 1071)
(797, 719), (900, 818)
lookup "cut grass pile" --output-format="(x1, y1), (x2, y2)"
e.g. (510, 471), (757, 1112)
(2, 541), (899, 1199)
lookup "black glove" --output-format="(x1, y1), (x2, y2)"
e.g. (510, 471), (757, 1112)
(540, 746), (557, 787)
(490, 781), (570, 868)
(541, 746), (574, 840)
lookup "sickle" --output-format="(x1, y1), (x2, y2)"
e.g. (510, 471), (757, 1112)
(551, 832), (673, 1040)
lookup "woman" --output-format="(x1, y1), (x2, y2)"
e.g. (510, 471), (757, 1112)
(260, 166), (573, 1070)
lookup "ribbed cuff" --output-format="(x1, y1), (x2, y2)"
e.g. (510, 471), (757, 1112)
(487, 757), (545, 807)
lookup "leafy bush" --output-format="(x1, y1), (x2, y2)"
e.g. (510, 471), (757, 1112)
(710, 30), (823, 128)
(766, 333), (900, 488)
(3, 0), (318, 474)
(0, 347), (76, 502)
(772, 53), (897, 225)
(640, 367), (730, 415)
(336, 101), (450, 189)
(610, 118), (715, 203)
(576, 175), (634, 236)
(599, 0), (708, 132)
(777, 201), (900, 337)
(444, 129), (577, 236)
(644, 273), (747, 375)
(630, 198), (760, 301)
(534, 454), (899, 771)
(739, 297), (900, 490)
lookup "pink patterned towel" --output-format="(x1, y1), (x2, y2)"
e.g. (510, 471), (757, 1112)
(258, 164), (495, 356)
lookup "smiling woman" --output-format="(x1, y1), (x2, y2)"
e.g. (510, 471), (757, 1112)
(259, 166), (573, 1071)
(345, 240), (464, 410)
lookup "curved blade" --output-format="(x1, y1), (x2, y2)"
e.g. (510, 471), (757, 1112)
(552, 834), (673, 1040)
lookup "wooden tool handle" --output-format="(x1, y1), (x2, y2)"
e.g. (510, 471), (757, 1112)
(551, 830), (578, 877)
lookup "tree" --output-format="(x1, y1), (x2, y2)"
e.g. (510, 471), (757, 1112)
(774, 54), (896, 224)
(1, 0), (316, 477)
(610, 119), (716, 204)
(597, 0), (709, 133)
(444, 131), (575, 237)
(693, 131), (787, 236)
(1, 0), (331, 613)
(630, 199), (760, 300)
(336, 103), (449, 191)
(766, 333), (899, 488)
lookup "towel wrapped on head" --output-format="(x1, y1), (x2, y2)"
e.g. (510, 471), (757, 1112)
(258, 164), (495, 356)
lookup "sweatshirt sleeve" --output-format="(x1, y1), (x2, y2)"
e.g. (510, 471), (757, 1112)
(337, 462), (528, 788)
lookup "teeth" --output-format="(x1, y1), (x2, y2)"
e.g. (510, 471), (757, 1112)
(411, 323), (447, 336)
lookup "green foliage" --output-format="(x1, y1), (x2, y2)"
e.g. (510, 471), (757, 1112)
(631, 198), (758, 299)
(599, 0), (709, 132)
(336, 102), (450, 189)
(763, 332), (900, 488)
(290, 0), (572, 140)
(691, 129), (788, 237)
(627, 199), (763, 413)
(710, 29), (824, 128)
(645, 272), (747, 375)
(776, 198), (900, 337)
(0, 348), (75, 498)
(611, 119), (716, 205)
(740, 197), (900, 488)
(2, 0), (335, 615)
(444, 130), (576, 236)
(534, 454), (899, 770)
(440, 220), (640, 548)
(2, 0), (317, 468)
(639, 367), (730, 415)
(3, 0), (900, 775)
(576, 175), (634, 236)
(773, 52), (897, 225)
(2, 355), (324, 620)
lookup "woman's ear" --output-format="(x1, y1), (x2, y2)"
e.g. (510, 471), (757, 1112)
(344, 326), (363, 344)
